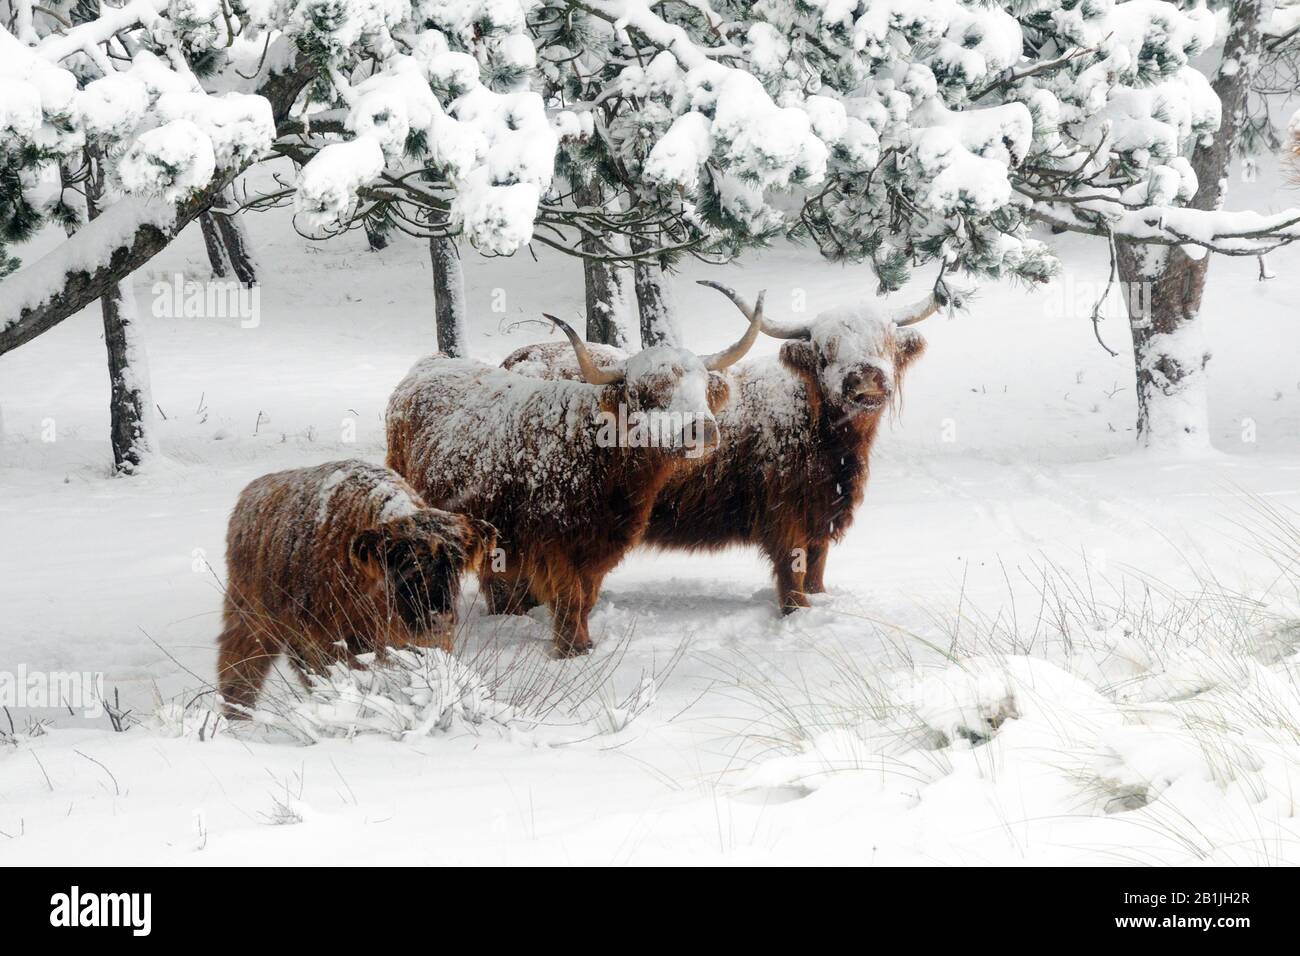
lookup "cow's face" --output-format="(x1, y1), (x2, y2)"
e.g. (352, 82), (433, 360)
(780, 311), (926, 417)
(611, 347), (730, 459)
(538, 311), (756, 458)
(350, 511), (496, 640)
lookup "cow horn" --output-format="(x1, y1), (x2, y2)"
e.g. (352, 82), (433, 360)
(701, 288), (764, 371)
(698, 280), (810, 340)
(892, 294), (940, 328)
(543, 314), (625, 384)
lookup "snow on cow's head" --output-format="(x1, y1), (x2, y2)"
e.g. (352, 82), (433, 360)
(543, 313), (760, 458)
(782, 306), (928, 416)
(697, 283), (934, 418)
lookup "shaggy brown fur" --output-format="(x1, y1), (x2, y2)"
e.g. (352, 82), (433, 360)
(386, 353), (734, 655)
(504, 304), (928, 612)
(215, 460), (495, 715)
(502, 341), (627, 381)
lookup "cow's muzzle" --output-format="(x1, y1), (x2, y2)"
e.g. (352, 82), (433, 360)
(842, 368), (891, 413)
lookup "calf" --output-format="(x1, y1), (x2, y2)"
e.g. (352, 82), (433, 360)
(386, 310), (760, 655)
(503, 283), (935, 612)
(216, 459), (495, 714)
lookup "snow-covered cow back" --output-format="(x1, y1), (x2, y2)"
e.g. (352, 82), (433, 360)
(504, 286), (933, 612)
(386, 317), (759, 654)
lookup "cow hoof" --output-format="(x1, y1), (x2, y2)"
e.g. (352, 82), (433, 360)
(554, 641), (593, 658)
(780, 594), (812, 614)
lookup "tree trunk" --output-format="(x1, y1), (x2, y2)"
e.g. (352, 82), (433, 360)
(631, 235), (680, 348)
(212, 192), (257, 287)
(1116, 243), (1211, 449)
(430, 234), (467, 357)
(199, 212), (229, 279)
(1117, 0), (1266, 451)
(574, 179), (631, 347)
(100, 280), (154, 473)
(87, 158), (154, 474)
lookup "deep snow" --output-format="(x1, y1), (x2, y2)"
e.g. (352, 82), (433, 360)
(1, 159), (1299, 864)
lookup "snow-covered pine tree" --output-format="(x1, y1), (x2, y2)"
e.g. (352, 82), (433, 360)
(535, 1), (1297, 449)
(535, 0), (1061, 340)
(236, 0), (566, 353)
(0, 0), (561, 465)
(998, 0), (1300, 450)
(531, 2), (703, 348)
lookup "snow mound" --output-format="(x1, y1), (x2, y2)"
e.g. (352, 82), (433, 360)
(741, 639), (1300, 862)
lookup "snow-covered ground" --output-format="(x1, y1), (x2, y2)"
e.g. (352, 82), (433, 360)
(2, 162), (1300, 864)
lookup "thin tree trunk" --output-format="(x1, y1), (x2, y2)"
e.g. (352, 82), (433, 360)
(1117, 0), (1266, 451)
(1116, 243), (1211, 449)
(199, 212), (229, 279)
(211, 192), (257, 287)
(86, 157), (154, 474)
(431, 234), (467, 357)
(574, 179), (630, 347)
(630, 234), (680, 348)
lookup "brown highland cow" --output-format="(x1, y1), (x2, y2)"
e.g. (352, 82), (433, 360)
(386, 310), (761, 655)
(503, 283), (935, 612)
(216, 459), (495, 714)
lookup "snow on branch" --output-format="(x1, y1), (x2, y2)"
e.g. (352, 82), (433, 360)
(0, 9), (315, 352)
(1022, 191), (1300, 255)
(268, 2), (566, 254)
(0, 171), (240, 356)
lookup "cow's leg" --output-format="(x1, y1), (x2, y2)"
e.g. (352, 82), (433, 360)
(804, 540), (830, 594)
(216, 617), (275, 717)
(482, 571), (540, 615)
(549, 578), (593, 657)
(583, 572), (606, 611)
(768, 539), (811, 614)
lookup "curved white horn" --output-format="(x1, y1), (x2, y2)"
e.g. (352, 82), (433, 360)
(892, 294), (940, 328)
(543, 314), (625, 384)
(697, 280), (810, 340)
(701, 289), (764, 371)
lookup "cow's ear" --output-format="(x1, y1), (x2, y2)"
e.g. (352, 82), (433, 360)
(779, 341), (818, 375)
(596, 383), (622, 416)
(705, 371), (731, 413)
(894, 328), (927, 371)
(349, 529), (386, 580)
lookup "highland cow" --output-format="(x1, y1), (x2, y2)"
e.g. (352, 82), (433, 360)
(215, 460), (495, 714)
(503, 283), (935, 612)
(385, 310), (761, 655)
